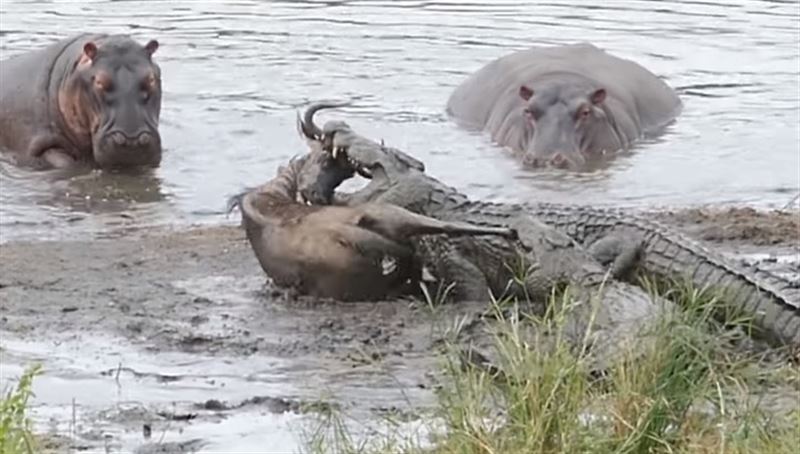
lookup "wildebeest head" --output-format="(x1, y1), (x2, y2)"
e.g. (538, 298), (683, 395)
(296, 103), (425, 205)
(295, 146), (358, 206)
(517, 78), (617, 170)
(65, 36), (163, 169)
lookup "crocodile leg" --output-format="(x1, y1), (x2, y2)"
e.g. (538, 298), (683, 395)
(586, 233), (646, 281)
(415, 235), (493, 302)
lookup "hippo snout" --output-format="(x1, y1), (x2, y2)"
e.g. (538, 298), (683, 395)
(522, 151), (583, 170)
(95, 130), (162, 168)
(110, 131), (156, 148)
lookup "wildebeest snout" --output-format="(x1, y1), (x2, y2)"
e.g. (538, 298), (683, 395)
(300, 185), (328, 205)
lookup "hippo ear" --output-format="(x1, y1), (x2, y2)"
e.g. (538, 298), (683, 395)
(144, 40), (159, 57)
(519, 85), (534, 101)
(83, 42), (98, 61)
(591, 88), (606, 105)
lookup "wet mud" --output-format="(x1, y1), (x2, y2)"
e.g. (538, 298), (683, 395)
(655, 206), (799, 281)
(0, 206), (797, 452)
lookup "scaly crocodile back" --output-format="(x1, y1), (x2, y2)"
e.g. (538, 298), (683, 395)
(528, 202), (800, 347)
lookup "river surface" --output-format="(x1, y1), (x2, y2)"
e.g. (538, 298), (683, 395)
(0, 0), (798, 243)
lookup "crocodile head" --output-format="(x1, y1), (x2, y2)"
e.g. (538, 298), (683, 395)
(296, 102), (426, 205)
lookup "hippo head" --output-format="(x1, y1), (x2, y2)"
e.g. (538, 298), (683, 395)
(65, 36), (163, 169)
(517, 81), (615, 170)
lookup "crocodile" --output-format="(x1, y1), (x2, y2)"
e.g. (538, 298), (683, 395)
(296, 104), (681, 362)
(296, 104), (799, 348)
(227, 143), (518, 302)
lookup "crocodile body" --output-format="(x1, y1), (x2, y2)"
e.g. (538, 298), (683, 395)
(526, 203), (800, 346)
(363, 161), (669, 362)
(296, 105), (798, 347)
(297, 111), (672, 359)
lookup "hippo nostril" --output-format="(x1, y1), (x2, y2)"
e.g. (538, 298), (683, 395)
(522, 155), (541, 168)
(111, 132), (127, 146)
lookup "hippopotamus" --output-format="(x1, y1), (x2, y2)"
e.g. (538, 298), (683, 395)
(446, 42), (682, 170)
(0, 33), (163, 170)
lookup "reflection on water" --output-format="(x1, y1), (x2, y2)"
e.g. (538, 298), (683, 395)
(0, 0), (798, 243)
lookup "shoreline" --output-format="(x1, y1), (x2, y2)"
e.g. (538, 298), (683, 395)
(0, 204), (796, 452)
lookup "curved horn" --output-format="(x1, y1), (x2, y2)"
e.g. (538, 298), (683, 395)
(297, 101), (350, 141)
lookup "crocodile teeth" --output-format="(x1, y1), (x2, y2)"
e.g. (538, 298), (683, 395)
(332, 147), (346, 159)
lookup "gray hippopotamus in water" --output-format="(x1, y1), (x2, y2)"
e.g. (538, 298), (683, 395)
(0, 33), (163, 170)
(446, 42), (682, 170)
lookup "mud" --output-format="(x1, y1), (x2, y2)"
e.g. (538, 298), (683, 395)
(0, 206), (797, 452)
(657, 206), (798, 247)
(0, 223), (472, 452)
(655, 206), (799, 281)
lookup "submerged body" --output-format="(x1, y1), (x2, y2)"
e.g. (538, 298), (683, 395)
(0, 33), (163, 170)
(446, 42), (682, 170)
(229, 144), (517, 302)
(298, 105), (798, 348)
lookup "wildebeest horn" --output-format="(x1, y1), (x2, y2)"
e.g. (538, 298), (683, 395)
(297, 101), (351, 141)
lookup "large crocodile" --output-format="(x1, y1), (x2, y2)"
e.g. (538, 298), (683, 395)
(296, 104), (799, 348)
(227, 143), (518, 302)
(296, 105), (681, 362)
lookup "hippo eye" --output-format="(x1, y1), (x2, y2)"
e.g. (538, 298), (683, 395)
(93, 78), (111, 93)
(523, 108), (539, 121)
(140, 76), (156, 102)
(577, 106), (592, 120)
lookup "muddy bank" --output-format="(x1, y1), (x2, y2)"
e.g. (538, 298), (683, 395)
(656, 206), (798, 247)
(0, 223), (473, 452)
(655, 206), (799, 280)
(0, 206), (797, 452)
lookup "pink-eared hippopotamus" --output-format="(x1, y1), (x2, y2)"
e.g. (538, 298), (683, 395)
(0, 33), (164, 170)
(446, 42), (682, 170)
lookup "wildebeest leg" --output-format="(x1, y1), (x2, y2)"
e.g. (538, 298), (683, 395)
(357, 204), (518, 240)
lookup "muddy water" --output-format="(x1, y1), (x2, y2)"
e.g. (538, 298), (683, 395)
(0, 226), (453, 452)
(1, 0), (799, 243)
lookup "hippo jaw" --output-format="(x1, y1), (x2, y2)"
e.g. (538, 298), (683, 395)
(72, 37), (164, 169)
(518, 82), (613, 171)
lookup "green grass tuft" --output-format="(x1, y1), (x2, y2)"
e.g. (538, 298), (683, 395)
(0, 364), (42, 454)
(304, 281), (800, 454)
